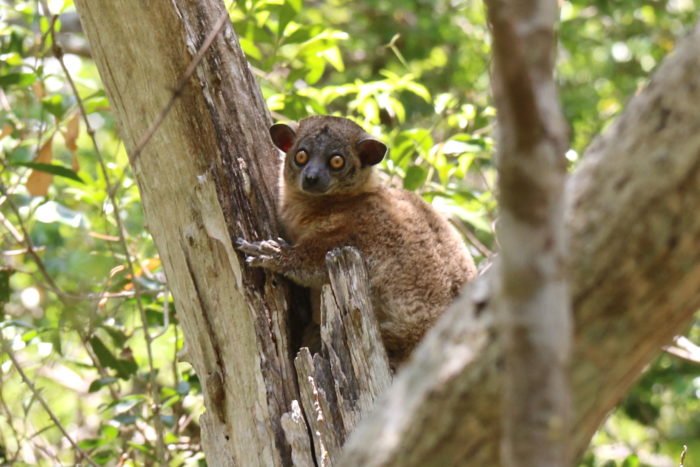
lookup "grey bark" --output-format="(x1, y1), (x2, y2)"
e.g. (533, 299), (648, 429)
(485, 0), (571, 465)
(284, 247), (391, 465)
(340, 21), (700, 466)
(74, 1), (295, 465)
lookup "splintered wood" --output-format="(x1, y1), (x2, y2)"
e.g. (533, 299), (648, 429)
(282, 247), (392, 466)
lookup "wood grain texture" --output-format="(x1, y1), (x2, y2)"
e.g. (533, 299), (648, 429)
(74, 1), (295, 465)
(284, 247), (392, 465)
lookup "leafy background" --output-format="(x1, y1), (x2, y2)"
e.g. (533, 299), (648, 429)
(0, 0), (698, 465)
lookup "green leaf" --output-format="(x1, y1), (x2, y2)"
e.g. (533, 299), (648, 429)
(276, 1), (298, 38)
(89, 377), (118, 393)
(405, 82), (431, 102)
(41, 94), (66, 119)
(98, 325), (128, 347)
(162, 394), (181, 410)
(0, 73), (36, 88)
(60, 0), (75, 13)
(1, 52), (23, 67)
(92, 451), (116, 466)
(100, 425), (119, 441)
(103, 394), (146, 411)
(77, 438), (106, 450)
(0, 268), (12, 309)
(83, 94), (110, 114)
(112, 358), (138, 380)
(321, 45), (344, 72)
(176, 381), (191, 395)
(21, 329), (38, 342)
(304, 56), (326, 85)
(90, 336), (119, 370)
(114, 414), (138, 425)
(403, 165), (428, 191)
(12, 162), (84, 183)
(282, 25), (312, 45)
(90, 337), (136, 380)
(145, 307), (163, 326)
(127, 441), (155, 458)
(239, 37), (262, 61)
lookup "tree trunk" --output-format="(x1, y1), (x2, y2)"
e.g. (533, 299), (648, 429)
(74, 1), (297, 465)
(74, 1), (700, 465)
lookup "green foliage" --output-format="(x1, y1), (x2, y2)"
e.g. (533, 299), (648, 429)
(0, 0), (698, 465)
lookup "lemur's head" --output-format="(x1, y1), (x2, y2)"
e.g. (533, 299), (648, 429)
(270, 116), (387, 196)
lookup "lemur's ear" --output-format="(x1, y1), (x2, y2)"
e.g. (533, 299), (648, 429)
(270, 123), (297, 152)
(357, 137), (387, 166)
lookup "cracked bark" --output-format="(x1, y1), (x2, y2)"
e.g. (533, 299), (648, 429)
(75, 1), (296, 465)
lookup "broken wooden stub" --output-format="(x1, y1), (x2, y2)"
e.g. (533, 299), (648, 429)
(281, 246), (392, 466)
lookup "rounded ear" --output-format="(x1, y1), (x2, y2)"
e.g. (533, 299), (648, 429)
(357, 138), (387, 166)
(270, 123), (297, 152)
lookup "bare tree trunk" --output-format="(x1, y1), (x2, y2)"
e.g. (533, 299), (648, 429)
(74, 1), (296, 465)
(74, 0), (700, 464)
(485, 0), (571, 465)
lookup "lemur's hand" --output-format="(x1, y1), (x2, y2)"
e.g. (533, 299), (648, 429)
(235, 237), (291, 270)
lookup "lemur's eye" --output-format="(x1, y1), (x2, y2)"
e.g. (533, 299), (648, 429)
(329, 154), (345, 170)
(294, 150), (308, 166)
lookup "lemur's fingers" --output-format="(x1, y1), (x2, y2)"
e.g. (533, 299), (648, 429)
(258, 239), (284, 254)
(235, 238), (262, 255)
(236, 238), (289, 271)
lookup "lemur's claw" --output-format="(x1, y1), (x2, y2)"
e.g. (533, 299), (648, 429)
(236, 237), (289, 269)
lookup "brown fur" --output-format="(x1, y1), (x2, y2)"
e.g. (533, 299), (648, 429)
(237, 116), (477, 365)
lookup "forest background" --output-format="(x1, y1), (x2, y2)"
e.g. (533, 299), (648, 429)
(0, 0), (698, 465)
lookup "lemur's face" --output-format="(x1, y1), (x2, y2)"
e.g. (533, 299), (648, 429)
(270, 116), (387, 196)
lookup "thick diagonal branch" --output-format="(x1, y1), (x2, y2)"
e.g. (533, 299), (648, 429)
(340, 21), (700, 467)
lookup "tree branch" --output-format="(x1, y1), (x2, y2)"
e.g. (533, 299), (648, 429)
(664, 336), (700, 365)
(340, 21), (700, 466)
(485, 0), (571, 464)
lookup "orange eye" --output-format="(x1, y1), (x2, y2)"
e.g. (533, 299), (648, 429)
(294, 150), (308, 166)
(329, 154), (345, 170)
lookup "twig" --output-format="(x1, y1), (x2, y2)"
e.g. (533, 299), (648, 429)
(129, 10), (230, 163)
(679, 445), (687, 467)
(0, 377), (24, 463)
(150, 289), (171, 340)
(664, 336), (700, 365)
(1, 339), (99, 467)
(449, 214), (492, 258)
(0, 209), (24, 243)
(46, 13), (167, 460)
